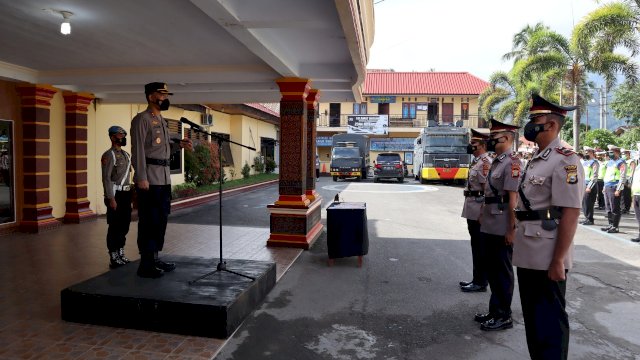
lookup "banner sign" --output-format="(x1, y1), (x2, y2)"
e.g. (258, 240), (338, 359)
(347, 115), (389, 135)
(370, 138), (415, 152)
(316, 136), (332, 147)
(369, 96), (396, 103)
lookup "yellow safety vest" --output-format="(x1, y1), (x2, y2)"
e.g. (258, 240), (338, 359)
(604, 160), (621, 183)
(598, 161), (607, 179)
(626, 159), (635, 178)
(584, 160), (594, 180)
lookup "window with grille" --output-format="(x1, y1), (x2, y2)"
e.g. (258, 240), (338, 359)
(167, 118), (182, 174)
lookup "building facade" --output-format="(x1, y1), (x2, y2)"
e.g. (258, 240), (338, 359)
(317, 70), (490, 175)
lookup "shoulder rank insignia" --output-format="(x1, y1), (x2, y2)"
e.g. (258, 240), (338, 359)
(555, 147), (575, 156)
(511, 162), (521, 178)
(565, 165), (578, 184)
(482, 163), (490, 176)
(498, 153), (507, 161)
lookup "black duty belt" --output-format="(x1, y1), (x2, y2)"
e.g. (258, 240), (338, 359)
(464, 190), (484, 197)
(484, 195), (509, 204)
(515, 208), (562, 221)
(146, 157), (171, 167)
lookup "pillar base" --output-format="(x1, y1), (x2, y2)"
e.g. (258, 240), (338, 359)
(274, 194), (311, 208)
(19, 218), (62, 233)
(305, 190), (321, 203)
(64, 211), (97, 224)
(267, 198), (323, 249)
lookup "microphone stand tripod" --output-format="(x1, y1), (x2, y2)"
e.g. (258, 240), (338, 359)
(186, 126), (256, 284)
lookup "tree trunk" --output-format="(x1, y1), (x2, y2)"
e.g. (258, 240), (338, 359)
(573, 83), (580, 150)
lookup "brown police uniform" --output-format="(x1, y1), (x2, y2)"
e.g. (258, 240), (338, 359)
(101, 147), (133, 254)
(461, 151), (492, 288)
(515, 94), (581, 360)
(479, 148), (521, 323)
(130, 103), (182, 269)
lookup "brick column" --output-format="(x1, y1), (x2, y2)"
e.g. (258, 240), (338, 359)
(267, 78), (322, 249)
(305, 89), (321, 203)
(16, 85), (61, 233)
(63, 92), (97, 223)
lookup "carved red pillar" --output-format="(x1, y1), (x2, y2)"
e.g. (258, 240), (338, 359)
(63, 92), (97, 223)
(17, 85), (61, 233)
(267, 78), (323, 249)
(305, 89), (321, 203)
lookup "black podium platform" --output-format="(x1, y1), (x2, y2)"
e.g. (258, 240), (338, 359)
(326, 202), (369, 265)
(61, 256), (276, 338)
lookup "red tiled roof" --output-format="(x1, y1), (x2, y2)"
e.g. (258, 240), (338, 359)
(363, 71), (489, 96)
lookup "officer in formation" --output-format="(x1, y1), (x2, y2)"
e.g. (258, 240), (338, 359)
(460, 129), (492, 293)
(601, 145), (627, 233)
(513, 94), (583, 360)
(631, 142), (640, 243)
(596, 151), (607, 209)
(131, 82), (193, 278)
(101, 126), (133, 269)
(474, 119), (521, 331)
(580, 146), (599, 225)
(621, 148), (635, 214)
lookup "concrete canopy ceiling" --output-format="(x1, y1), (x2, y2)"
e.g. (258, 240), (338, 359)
(0, 0), (371, 104)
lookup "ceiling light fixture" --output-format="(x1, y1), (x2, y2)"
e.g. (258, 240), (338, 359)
(59, 11), (73, 35)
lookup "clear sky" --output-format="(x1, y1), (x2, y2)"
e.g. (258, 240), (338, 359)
(368, 0), (606, 81)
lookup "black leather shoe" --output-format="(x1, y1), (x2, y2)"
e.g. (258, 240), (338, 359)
(461, 284), (487, 293)
(459, 280), (473, 287)
(631, 237), (640, 243)
(155, 260), (176, 272)
(137, 266), (164, 278)
(607, 227), (620, 233)
(580, 220), (594, 225)
(474, 313), (493, 323)
(601, 225), (612, 231)
(480, 317), (513, 331)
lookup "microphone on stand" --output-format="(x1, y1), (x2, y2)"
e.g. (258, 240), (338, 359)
(180, 117), (202, 131)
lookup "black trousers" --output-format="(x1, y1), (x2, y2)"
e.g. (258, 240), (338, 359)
(467, 219), (487, 286)
(604, 186), (621, 227)
(481, 232), (514, 318)
(596, 180), (604, 208)
(105, 191), (132, 252)
(581, 186), (597, 222)
(623, 184), (632, 212)
(137, 185), (171, 255)
(517, 267), (569, 360)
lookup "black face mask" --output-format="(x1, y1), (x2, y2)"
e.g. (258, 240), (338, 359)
(117, 137), (127, 146)
(523, 121), (548, 142)
(487, 136), (504, 153)
(466, 144), (477, 154)
(584, 154), (590, 160)
(608, 151), (615, 159)
(157, 98), (170, 111)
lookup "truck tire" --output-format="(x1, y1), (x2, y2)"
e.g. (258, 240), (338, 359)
(398, 177), (404, 183)
(374, 177), (379, 183)
(420, 177), (427, 184)
(332, 176), (338, 182)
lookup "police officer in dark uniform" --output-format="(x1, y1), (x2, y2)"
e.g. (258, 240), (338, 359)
(101, 126), (133, 269)
(601, 144), (626, 233)
(460, 129), (491, 292)
(131, 82), (193, 278)
(474, 119), (521, 331)
(514, 94), (583, 360)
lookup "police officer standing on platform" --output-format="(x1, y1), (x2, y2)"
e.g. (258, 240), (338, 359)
(101, 126), (133, 269)
(601, 144), (626, 233)
(131, 82), (193, 278)
(460, 129), (491, 293)
(474, 119), (521, 331)
(514, 94), (583, 360)
(580, 146), (599, 225)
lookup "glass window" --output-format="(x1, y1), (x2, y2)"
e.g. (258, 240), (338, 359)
(0, 120), (14, 224)
(167, 119), (183, 174)
(353, 103), (368, 115)
(402, 103), (416, 119)
(461, 103), (469, 120)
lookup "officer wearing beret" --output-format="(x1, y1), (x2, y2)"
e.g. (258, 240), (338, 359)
(474, 119), (521, 331)
(460, 129), (491, 293)
(601, 144), (626, 233)
(514, 94), (583, 360)
(131, 82), (193, 278)
(101, 126), (133, 269)
(580, 146), (599, 225)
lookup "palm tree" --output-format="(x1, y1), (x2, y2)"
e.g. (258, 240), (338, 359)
(502, 22), (550, 63)
(574, 1), (640, 58)
(517, 26), (638, 150)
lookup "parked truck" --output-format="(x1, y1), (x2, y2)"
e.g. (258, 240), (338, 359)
(330, 134), (370, 181)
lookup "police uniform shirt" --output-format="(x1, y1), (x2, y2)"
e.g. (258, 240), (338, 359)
(583, 158), (599, 190)
(101, 148), (132, 199)
(513, 137), (585, 271)
(130, 109), (181, 186)
(480, 150), (522, 236)
(461, 152), (492, 220)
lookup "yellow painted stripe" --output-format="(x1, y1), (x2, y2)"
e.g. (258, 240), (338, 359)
(65, 184), (88, 188)
(22, 203), (52, 208)
(23, 139), (49, 142)
(24, 188), (49, 192)
(23, 172), (49, 176)
(65, 170), (87, 174)
(65, 197), (89, 202)
(23, 155), (50, 159)
(65, 140), (88, 144)
(65, 155), (87, 158)
(23, 121), (51, 126)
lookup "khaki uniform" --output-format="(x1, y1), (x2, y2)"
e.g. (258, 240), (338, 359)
(130, 109), (181, 186)
(513, 137), (585, 270)
(480, 150), (522, 236)
(100, 147), (133, 253)
(461, 153), (492, 220)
